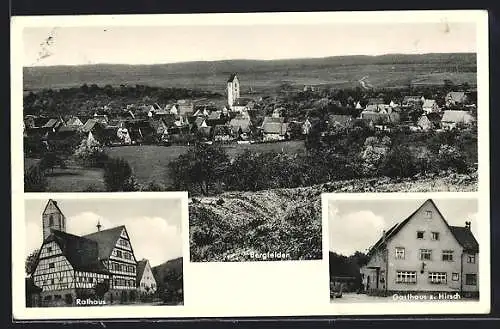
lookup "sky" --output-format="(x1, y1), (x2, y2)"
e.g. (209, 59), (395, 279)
(329, 198), (478, 256)
(22, 22), (476, 67)
(24, 198), (183, 267)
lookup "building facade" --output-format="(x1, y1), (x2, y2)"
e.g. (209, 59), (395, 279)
(136, 259), (157, 294)
(29, 199), (140, 307)
(360, 199), (479, 297)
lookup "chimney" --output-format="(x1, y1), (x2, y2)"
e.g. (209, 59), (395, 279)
(96, 220), (102, 232)
(465, 221), (471, 231)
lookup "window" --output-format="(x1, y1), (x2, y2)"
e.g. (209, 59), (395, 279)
(54, 294), (62, 300)
(452, 273), (459, 281)
(417, 231), (425, 239)
(425, 210), (433, 219)
(50, 279), (54, 284)
(442, 250), (454, 261)
(49, 215), (54, 226)
(396, 271), (417, 283)
(419, 249), (432, 260)
(429, 272), (447, 284)
(465, 274), (477, 285)
(395, 247), (405, 259)
(116, 250), (122, 258)
(49, 263), (55, 269)
(47, 247), (52, 253)
(431, 232), (440, 240)
(467, 254), (476, 264)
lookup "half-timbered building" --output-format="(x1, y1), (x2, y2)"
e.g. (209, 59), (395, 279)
(28, 199), (141, 307)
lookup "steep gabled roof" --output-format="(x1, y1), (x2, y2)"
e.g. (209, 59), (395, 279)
(43, 199), (64, 216)
(42, 230), (110, 274)
(81, 119), (99, 132)
(82, 225), (125, 260)
(441, 110), (475, 124)
(367, 199), (479, 256)
(227, 73), (238, 83)
(449, 226), (479, 253)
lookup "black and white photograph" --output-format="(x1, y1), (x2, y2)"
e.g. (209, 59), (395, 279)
(24, 195), (184, 308)
(18, 16), (484, 263)
(327, 196), (480, 303)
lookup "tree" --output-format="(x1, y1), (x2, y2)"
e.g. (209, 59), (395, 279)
(39, 151), (62, 174)
(103, 157), (140, 192)
(438, 144), (468, 173)
(73, 135), (107, 168)
(24, 165), (47, 192)
(26, 249), (39, 275)
(168, 143), (229, 195)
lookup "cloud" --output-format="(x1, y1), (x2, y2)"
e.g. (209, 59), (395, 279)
(330, 210), (386, 256)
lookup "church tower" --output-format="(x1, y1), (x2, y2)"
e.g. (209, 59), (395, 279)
(227, 73), (240, 109)
(42, 199), (66, 240)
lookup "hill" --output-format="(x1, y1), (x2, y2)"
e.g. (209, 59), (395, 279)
(151, 257), (183, 286)
(23, 53), (477, 92)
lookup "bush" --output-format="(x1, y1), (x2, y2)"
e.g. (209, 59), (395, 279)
(103, 157), (140, 192)
(24, 164), (47, 192)
(438, 144), (468, 173)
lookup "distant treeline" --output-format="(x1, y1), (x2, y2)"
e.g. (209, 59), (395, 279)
(23, 84), (222, 116)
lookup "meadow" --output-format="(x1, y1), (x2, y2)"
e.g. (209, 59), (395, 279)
(26, 141), (306, 191)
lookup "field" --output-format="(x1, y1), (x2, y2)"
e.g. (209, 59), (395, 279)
(23, 53), (477, 92)
(105, 141), (306, 187)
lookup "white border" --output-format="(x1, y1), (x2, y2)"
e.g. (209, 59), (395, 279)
(322, 192), (490, 315)
(13, 192), (190, 320)
(11, 10), (490, 319)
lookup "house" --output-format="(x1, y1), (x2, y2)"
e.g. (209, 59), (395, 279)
(149, 118), (168, 136)
(136, 259), (157, 295)
(42, 118), (63, 133)
(360, 199), (479, 297)
(403, 95), (425, 106)
(229, 116), (252, 139)
(212, 125), (233, 142)
(367, 98), (385, 106)
(227, 73), (240, 108)
(206, 111), (226, 126)
(441, 110), (475, 130)
(93, 114), (109, 125)
(80, 119), (100, 134)
(28, 200), (142, 307)
(446, 92), (468, 108)
(167, 104), (179, 116)
(423, 99), (439, 114)
(327, 114), (354, 130)
(261, 117), (289, 141)
(176, 100), (194, 117)
(232, 98), (250, 113)
(417, 113), (442, 131)
(65, 116), (84, 127)
(117, 124), (132, 145)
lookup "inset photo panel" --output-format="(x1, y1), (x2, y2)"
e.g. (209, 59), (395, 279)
(324, 192), (490, 315)
(14, 192), (189, 320)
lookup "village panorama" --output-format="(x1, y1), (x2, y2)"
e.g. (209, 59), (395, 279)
(23, 53), (478, 262)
